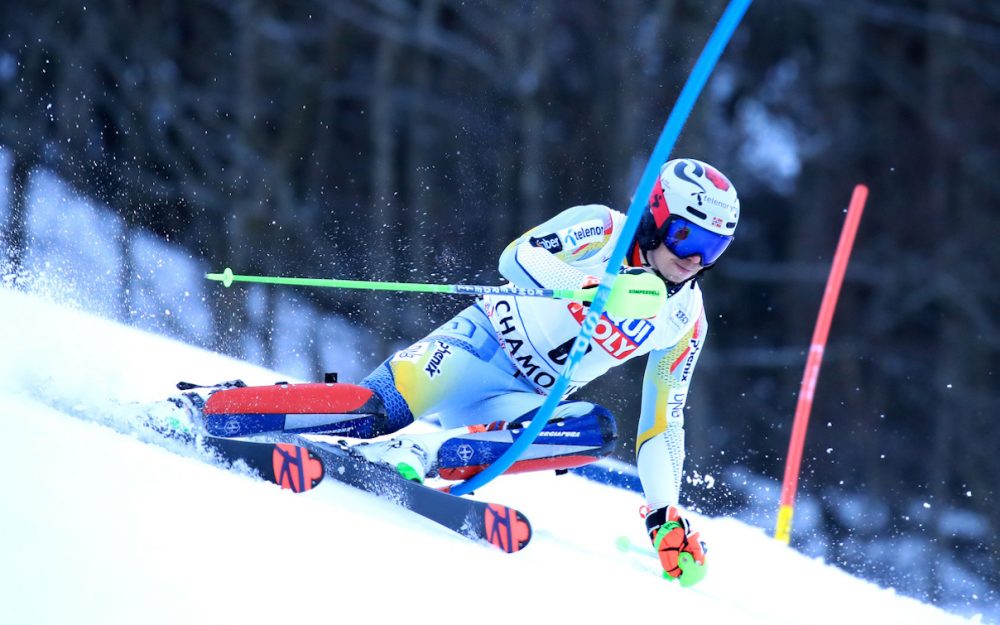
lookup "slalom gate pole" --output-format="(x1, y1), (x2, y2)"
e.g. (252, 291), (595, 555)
(449, 0), (754, 496)
(774, 184), (868, 544)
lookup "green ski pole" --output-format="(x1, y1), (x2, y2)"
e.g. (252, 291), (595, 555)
(205, 267), (665, 319)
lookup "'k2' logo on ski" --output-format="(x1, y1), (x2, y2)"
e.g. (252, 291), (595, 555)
(567, 302), (653, 360)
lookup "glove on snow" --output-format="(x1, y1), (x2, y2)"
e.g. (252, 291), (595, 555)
(644, 505), (707, 583)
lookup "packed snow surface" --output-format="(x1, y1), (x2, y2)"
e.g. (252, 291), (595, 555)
(0, 288), (984, 625)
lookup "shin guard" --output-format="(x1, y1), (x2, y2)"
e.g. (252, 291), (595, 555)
(435, 406), (617, 480)
(202, 383), (397, 438)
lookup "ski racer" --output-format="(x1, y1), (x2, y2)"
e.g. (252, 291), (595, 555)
(157, 157), (740, 584)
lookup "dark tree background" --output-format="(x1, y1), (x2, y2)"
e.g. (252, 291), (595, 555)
(3, 0), (998, 606)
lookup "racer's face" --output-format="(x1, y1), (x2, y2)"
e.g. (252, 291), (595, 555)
(648, 242), (703, 284)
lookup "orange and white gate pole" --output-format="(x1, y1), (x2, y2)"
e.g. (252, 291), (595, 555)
(775, 184), (869, 544)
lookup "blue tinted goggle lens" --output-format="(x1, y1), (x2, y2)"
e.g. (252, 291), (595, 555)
(662, 216), (733, 266)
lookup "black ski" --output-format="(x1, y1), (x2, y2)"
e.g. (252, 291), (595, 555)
(202, 437), (325, 493)
(202, 434), (532, 553)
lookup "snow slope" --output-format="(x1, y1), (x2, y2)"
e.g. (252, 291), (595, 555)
(0, 287), (986, 625)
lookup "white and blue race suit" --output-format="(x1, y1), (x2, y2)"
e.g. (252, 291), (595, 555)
(362, 204), (708, 508)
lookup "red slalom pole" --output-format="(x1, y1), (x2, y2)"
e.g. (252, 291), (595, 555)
(775, 184), (869, 544)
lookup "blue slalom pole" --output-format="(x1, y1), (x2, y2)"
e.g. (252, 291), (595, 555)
(450, 0), (753, 496)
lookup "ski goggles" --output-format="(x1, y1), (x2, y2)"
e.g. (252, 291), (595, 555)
(660, 215), (733, 267)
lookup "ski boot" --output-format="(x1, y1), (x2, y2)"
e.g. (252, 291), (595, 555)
(142, 380), (248, 438)
(354, 407), (617, 484)
(354, 436), (433, 483)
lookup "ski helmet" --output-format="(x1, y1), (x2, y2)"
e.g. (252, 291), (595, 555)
(635, 158), (740, 267)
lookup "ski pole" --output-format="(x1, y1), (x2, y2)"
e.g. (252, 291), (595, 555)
(205, 267), (666, 319)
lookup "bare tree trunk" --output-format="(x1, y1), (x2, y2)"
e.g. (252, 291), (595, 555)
(613, 1), (680, 202)
(117, 223), (135, 325)
(371, 36), (400, 282)
(404, 0), (441, 335)
(517, 3), (550, 229)
(368, 31), (402, 345)
(494, 21), (522, 245)
(779, 7), (860, 428)
(4, 151), (34, 282)
(212, 0), (261, 361)
(611, 2), (642, 202)
(924, 0), (958, 603)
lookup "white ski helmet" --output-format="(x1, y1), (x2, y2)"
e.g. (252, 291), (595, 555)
(635, 158), (740, 266)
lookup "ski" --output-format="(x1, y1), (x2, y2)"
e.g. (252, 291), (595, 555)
(202, 437), (325, 493)
(203, 434), (532, 554)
